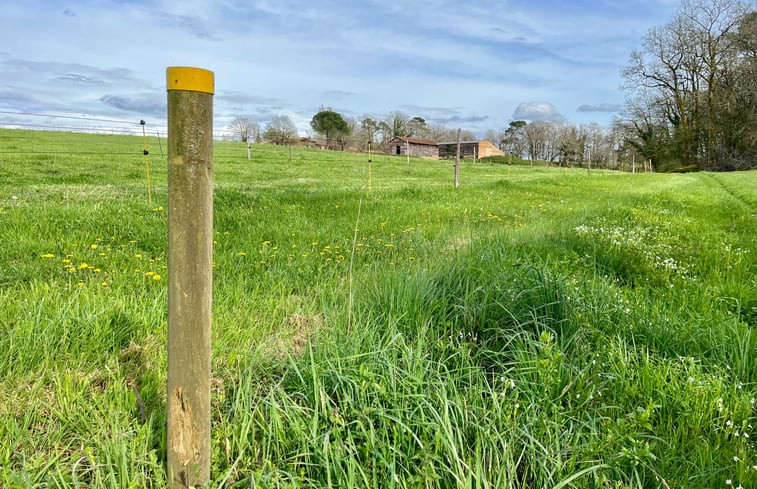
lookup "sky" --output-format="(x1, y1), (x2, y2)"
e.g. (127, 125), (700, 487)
(0, 0), (681, 137)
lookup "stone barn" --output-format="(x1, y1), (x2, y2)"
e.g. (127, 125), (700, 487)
(437, 140), (504, 159)
(387, 137), (439, 159)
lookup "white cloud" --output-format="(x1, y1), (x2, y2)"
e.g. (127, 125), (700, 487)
(577, 103), (623, 113)
(513, 101), (564, 122)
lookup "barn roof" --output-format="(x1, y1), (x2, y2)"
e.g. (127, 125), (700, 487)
(390, 137), (438, 146)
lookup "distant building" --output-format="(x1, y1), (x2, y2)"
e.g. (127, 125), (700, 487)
(387, 137), (439, 159)
(297, 137), (327, 149)
(438, 140), (504, 159)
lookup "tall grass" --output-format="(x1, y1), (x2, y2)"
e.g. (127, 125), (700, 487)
(0, 129), (755, 487)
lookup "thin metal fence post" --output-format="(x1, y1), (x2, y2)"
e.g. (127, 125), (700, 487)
(454, 129), (461, 188)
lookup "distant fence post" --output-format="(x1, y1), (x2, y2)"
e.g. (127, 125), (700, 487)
(454, 128), (461, 188)
(165, 66), (214, 489)
(368, 141), (373, 193)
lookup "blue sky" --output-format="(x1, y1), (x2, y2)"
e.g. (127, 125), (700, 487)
(0, 0), (680, 136)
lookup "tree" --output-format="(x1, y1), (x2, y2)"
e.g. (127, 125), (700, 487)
(484, 129), (502, 147)
(227, 116), (260, 143)
(310, 109), (350, 149)
(264, 115), (298, 145)
(384, 111), (411, 139)
(523, 121), (553, 162)
(583, 123), (613, 167)
(502, 120), (527, 157)
(360, 117), (379, 143)
(408, 117), (428, 138)
(622, 0), (753, 170)
(714, 10), (757, 168)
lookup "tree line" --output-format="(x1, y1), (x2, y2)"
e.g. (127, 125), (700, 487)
(226, 0), (755, 172)
(226, 110), (477, 151)
(619, 0), (756, 171)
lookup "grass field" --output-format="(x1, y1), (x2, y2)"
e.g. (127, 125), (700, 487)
(0, 128), (755, 488)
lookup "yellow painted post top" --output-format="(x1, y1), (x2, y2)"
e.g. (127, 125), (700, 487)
(166, 67), (214, 94)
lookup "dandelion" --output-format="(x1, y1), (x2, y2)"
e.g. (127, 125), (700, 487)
(152, 274), (161, 281)
(79, 263), (89, 269)
(90, 244), (98, 250)
(41, 253), (55, 258)
(94, 268), (101, 273)
(78, 282), (85, 287)
(135, 253), (142, 259)
(101, 281), (108, 287)
(62, 259), (71, 264)
(145, 271), (154, 277)
(238, 251), (247, 256)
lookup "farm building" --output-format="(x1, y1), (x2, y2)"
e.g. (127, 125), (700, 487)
(438, 140), (504, 159)
(387, 137), (439, 159)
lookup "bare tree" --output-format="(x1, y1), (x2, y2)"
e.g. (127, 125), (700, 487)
(263, 115), (298, 145)
(523, 121), (553, 162)
(384, 111), (411, 139)
(583, 123), (613, 168)
(227, 116), (260, 143)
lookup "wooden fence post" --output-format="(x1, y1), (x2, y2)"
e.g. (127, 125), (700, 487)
(166, 66), (214, 488)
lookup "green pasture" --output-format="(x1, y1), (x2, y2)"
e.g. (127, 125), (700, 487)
(0, 128), (755, 488)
